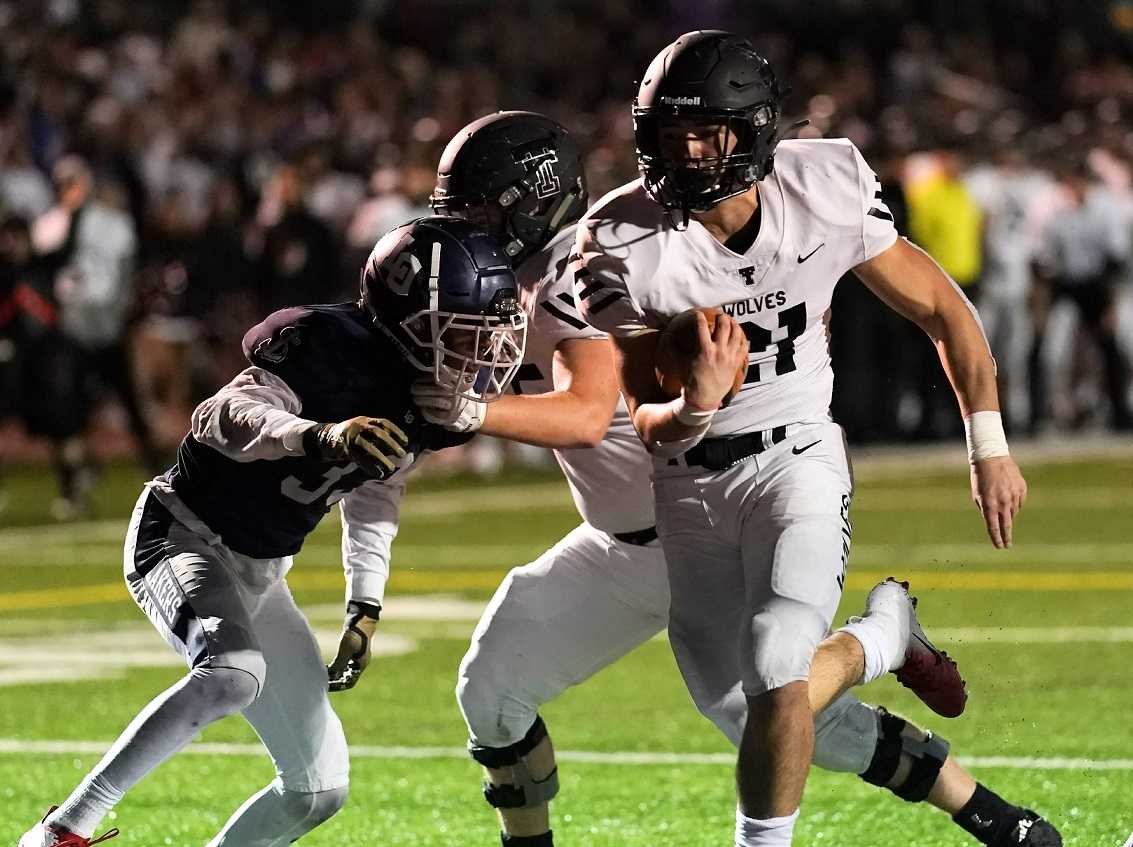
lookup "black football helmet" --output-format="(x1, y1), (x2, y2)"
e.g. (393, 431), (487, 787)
(360, 216), (527, 401)
(429, 111), (588, 267)
(634, 31), (785, 217)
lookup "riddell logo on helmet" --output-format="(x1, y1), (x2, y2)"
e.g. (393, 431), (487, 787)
(660, 95), (701, 105)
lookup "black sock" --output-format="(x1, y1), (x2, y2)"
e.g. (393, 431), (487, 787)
(501, 832), (553, 847)
(953, 784), (1024, 845)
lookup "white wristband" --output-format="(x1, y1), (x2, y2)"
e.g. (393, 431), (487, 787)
(674, 394), (717, 428)
(964, 411), (1010, 463)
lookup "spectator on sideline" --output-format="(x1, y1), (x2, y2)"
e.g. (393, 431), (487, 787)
(1035, 161), (1133, 431)
(31, 155), (163, 479)
(0, 215), (91, 518)
(905, 149), (984, 438)
(965, 148), (1054, 434)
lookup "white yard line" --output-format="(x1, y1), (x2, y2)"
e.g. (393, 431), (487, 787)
(0, 738), (1128, 770)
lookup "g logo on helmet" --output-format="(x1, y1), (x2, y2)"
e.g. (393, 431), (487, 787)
(382, 245), (422, 296)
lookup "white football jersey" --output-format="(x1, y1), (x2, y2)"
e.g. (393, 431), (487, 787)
(574, 138), (899, 436)
(517, 227), (656, 534)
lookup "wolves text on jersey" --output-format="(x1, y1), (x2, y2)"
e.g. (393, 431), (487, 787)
(721, 290), (787, 317)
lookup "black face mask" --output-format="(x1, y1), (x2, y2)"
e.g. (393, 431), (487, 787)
(634, 106), (781, 219)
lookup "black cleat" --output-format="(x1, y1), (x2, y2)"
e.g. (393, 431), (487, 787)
(995, 811), (1062, 847)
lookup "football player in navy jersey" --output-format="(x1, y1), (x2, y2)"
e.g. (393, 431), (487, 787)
(18, 217), (527, 847)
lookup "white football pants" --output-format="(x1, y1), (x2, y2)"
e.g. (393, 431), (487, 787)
(121, 486), (350, 846)
(457, 502), (878, 775)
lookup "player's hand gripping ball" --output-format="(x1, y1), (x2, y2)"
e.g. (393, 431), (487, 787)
(655, 307), (748, 406)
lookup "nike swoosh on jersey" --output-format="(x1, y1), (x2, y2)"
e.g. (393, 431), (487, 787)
(792, 440), (822, 455)
(797, 243), (825, 263)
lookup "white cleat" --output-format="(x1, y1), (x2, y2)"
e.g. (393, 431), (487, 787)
(870, 576), (969, 718)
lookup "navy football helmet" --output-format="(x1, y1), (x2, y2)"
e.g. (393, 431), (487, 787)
(429, 111), (587, 267)
(360, 216), (527, 401)
(634, 31), (785, 217)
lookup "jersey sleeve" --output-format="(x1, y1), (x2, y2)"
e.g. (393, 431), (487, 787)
(531, 263), (607, 348)
(190, 366), (316, 462)
(850, 143), (900, 263)
(339, 469), (409, 606)
(572, 220), (650, 337)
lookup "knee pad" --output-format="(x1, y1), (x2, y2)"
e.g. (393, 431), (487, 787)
(813, 693), (879, 775)
(745, 601), (826, 695)
(859, 708), (949, 802)
(277, 784), (349, 828)
(456, 671), (535, 751)
(468, 716), (559, 809)
(695, 686), (747, 749)
(187, 617), (266, 697)
(189, 665), (262, 719)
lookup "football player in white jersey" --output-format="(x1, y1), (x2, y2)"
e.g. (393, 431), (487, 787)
(417, 111), (1057, 847)
(573, 32), (1032, 847)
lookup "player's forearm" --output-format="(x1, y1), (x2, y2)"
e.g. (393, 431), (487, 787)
(856, 240), (1000, 419)
(340, 481), (405, 606)
(192, 367), (316, 461)
(926, 299), (1000, 419)
(341, 550), (391, 608)
(631, 395), (714, 454)
(193, 394), (317, 461)
(479, 391), (613, 448)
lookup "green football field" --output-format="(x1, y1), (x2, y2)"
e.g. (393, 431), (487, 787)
(1, 446), (1132, 846)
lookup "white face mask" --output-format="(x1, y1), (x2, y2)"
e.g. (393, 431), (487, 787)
(399, 307), (528, 402)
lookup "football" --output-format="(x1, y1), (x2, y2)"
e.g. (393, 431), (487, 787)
(654, 306), (748, 402)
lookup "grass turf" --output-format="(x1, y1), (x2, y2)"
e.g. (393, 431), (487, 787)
(1, 453), (1131, 845)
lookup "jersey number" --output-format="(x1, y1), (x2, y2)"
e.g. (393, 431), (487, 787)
(282, 463), (360, 505)
(740, 302), (807, 383)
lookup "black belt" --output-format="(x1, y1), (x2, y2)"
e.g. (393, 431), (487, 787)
(680, 425), (789, 471)
(612, 526), (658, 546)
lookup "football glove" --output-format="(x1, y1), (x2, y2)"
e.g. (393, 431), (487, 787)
(411, 377), (487, 433)
(327, 600), (382, 692)
(306, 416), (408, 479)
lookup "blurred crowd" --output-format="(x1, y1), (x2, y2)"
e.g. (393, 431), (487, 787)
(1, 0), (1132, 516)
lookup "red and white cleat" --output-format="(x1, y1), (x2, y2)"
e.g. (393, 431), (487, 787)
(17, 809), (118, 847)
(886, 578), (969, 718)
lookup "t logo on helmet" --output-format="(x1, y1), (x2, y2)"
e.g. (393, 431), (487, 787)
(514, 146), (561, 200)
(533, 155), (561, 199)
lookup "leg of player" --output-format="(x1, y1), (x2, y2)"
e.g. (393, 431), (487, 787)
(206, 578), (349, 846)
(456, 525), (669, 847)
(812, 578), (968, 719)
(816, 695), (1062, 846)
(20, 492), (266, 847)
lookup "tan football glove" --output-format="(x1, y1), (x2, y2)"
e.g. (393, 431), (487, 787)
(306, 416), (409, 479)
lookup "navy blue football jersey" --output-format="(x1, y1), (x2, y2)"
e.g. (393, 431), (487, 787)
(167, 303), (472, 558)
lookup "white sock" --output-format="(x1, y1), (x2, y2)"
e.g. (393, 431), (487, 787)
(45, 772), (123, 839)
(735, 807), (800, 847)
(48, 667), (256, 837)
(837, 586), (909, 683)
